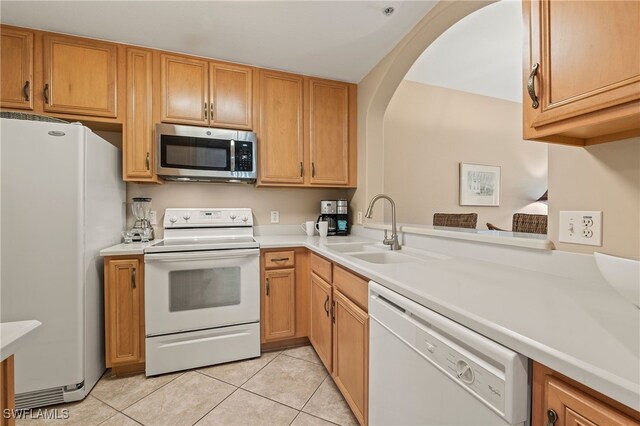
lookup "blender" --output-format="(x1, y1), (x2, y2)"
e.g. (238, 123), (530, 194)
(130, 197), (154, 241)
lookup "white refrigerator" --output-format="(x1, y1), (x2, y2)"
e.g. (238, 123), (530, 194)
(0, 118), (125, 408)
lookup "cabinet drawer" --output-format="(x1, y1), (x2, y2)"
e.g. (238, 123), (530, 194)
(310, 253), (332, 283)
(264, 250), (295, 269)
(333, 266), (368, 312)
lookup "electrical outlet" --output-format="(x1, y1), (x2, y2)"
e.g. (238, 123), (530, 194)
(559, 211), (602, 246)
(149, 211), (157, 226)
(357, 211), (363, 225)
(270, 211), (280, 224)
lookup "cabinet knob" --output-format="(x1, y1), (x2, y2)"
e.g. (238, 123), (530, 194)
(527, 63), (540, 109)
(266, 278), (270, 296)
(546, 409), (558, 426)
(43, 83), (50, 104)
(324, 295), (330, 316)
(131, 267), (137, 289)
(145, 152), (150, 171)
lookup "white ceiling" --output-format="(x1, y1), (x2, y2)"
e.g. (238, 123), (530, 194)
(404, 0), (522, 103)
(1, 1), (438, 83)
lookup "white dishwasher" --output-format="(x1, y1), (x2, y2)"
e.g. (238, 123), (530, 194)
(369, 281), (529, 426)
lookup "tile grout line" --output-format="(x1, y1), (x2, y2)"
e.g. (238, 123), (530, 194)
(292, 411), (343, 426)
(240, 386), (308, 412)
(196, 350), (282, 388)
(298, 374), (331, 417)
(279, 351), (324, 367)
(190, 386), (241, 426)
(96, 370), (187, 416)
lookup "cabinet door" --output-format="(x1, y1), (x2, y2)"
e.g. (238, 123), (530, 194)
(333, 290), (368, 426)
(43, 35), (117, 117)
(546, 376), (638, 425)
(309, 273), (332, 372)
(210, 62), (253, 130)
(259, 71), (305, 184)
(124, 48), (155, 181)
(0, 27), (33, 110)
(264, 268), (296, 341)
(309, 79), (350, 185)
(160, 54), (208, 125)
(104, 257), (144, 367)
(524, 0), (640, 141)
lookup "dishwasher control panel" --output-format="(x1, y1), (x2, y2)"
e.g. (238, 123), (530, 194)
(415, 326), (506, 414)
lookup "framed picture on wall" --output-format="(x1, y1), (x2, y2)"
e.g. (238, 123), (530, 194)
(459, 163), (501, 206)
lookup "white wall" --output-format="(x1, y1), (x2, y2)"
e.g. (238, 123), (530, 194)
(383, 80), (547, 229)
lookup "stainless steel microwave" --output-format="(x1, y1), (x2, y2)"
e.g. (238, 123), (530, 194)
(155, 123), (257, 183)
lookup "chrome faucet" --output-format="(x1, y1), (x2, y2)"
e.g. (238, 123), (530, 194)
(364, 194), (401, 250)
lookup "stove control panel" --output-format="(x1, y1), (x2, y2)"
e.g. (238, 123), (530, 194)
(163, 208), (253, 228)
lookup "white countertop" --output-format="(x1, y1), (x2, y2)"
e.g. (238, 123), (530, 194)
(0, 320), (41, 362)
(100, 233), (640, 410)
(100, 241), (157, 256)
(257, 235), (640, 411)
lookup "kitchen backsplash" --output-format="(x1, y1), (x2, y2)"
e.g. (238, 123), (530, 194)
(126, 182), (351, 239)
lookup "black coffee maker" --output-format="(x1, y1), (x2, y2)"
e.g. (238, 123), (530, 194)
(317, 200), (338, 236)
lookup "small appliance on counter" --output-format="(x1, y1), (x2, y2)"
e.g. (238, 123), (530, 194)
(336, 199), (349, 235)
(318, 200), (338, 236)
(130, 197), (154, 241)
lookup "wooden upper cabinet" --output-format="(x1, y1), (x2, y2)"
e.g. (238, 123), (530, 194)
(259, 70), (305, 184)
(0, 27), (33, 110)
(43, 34), (117, 118)
(210, 62), (253, 130)
(160, 54), (208, 125)
(524, 0), (640, 145)
(124, 48), (155, 181)
(309, 273), (333, 372)
(104, 257), (144, 367)
(309, 79), (350, 185)
(263, 268), (296, 341)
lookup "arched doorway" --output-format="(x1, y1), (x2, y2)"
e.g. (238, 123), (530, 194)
(353, 1), (495, 215)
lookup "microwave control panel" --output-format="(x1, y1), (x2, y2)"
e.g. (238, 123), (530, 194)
(235, 141), (254, 172)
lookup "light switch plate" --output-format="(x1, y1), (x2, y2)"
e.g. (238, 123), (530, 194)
(357, 211), (363, 225)
(559, 211), (602, 246)
(149, 211), (157, 226)
(270, 211), (280, 224)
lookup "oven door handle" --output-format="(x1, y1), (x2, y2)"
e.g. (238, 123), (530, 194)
(145, 249), (259, 263)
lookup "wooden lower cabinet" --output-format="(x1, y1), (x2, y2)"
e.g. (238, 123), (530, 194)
(309, 272), (333, 371)
(104, 256), (145, 372)
(263, 268), (296, 340)
(333, 289), (369, 426)
(533, 362), (640, 426)
(309, 253), (369, 426)
(0, 355), (15, 426)
(260, 248), (309, 347)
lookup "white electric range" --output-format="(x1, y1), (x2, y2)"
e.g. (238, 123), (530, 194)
(144, 208), (260, 376)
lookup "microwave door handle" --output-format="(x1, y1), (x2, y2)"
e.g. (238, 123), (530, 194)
(230, 139), (236, 172)
(145, 249), (259, 263)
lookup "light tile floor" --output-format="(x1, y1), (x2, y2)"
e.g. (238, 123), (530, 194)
(16, 346), (358, 426)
